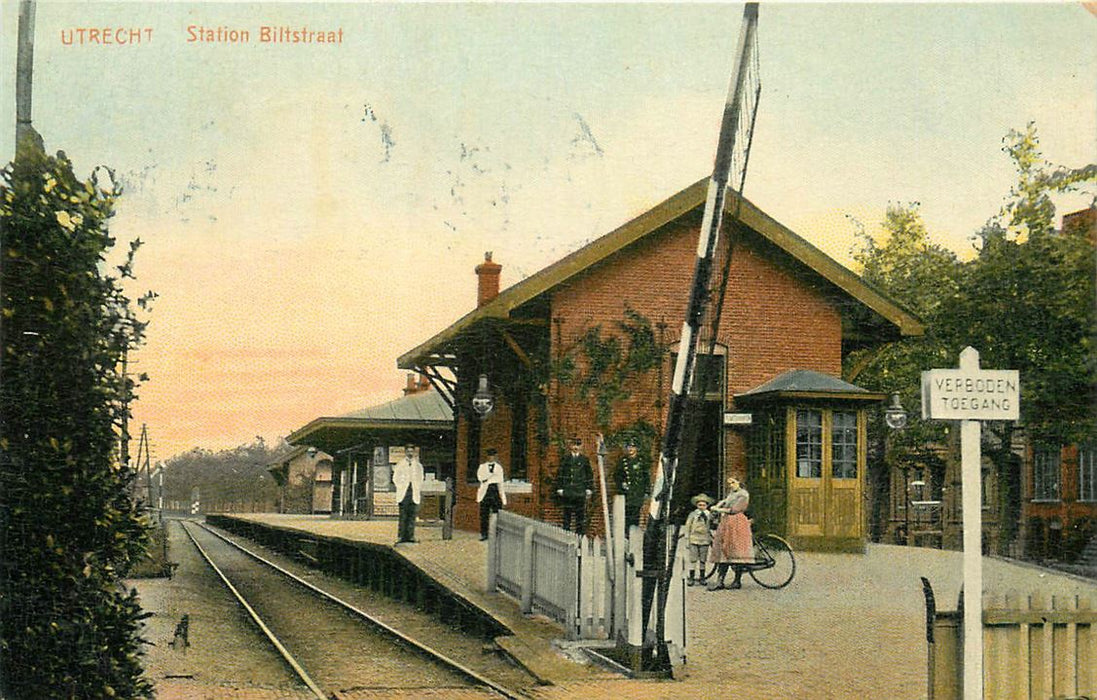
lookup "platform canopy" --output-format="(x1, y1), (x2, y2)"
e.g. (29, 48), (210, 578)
(286, 389), (453, 455)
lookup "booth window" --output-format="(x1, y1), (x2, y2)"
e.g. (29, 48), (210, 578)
(831, 411), (858, 479)
(1080, 445), (1096, 502)
(795, 409), (823, 478)
(1033, 445), (1061, 502)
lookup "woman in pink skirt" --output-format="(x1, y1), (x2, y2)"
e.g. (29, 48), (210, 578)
(707, 476), (753, 590)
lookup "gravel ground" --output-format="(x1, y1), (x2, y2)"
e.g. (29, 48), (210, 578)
(134, 516), (1097, 699)
(532, 545), (1097, 699)
(127, 519), (313, 700)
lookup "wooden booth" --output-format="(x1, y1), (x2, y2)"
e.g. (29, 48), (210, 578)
(737, 370), (885, 552)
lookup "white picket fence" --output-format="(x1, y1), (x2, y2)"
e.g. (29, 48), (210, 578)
(486, 496), (687, 662)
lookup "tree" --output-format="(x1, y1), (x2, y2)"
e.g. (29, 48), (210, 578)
(845, 203), (962, 540)
(160, 438), (285, 513)
(0, 136), (155, 698)
(939, 124), (1096, 551)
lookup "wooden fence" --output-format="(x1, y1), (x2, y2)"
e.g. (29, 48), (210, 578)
(487, 496), (686, 659)
(925, 580), (1096, 699)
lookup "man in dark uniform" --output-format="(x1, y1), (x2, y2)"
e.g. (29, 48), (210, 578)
(615, 437), (651, 529)
(556, 437), (593, 534)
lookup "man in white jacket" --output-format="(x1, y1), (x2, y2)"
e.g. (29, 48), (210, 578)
(476, 447), (507, 540)
(393, 443), (424, 543)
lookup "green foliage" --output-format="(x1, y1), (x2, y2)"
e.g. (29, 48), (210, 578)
(947, 124), (1097, 444)
(1, 140), (154, 698)
(847, 123), (1096, 549)
(160, 438), (285, 512)
(556, 307), (664, 430)
(847, 202), (962, 453)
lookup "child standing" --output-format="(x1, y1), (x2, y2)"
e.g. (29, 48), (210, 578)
(683, 493), (714, 586)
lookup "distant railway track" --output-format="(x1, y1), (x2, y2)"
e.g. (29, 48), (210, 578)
(180, 521), (530, 699)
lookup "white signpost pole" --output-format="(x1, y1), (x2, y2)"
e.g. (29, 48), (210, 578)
(922, 346), (1019, 700)
(959, 411), (982, 700)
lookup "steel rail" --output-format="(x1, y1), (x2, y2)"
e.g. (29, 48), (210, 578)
(191, 521), (529, 700)
(179, 521), (328, 700)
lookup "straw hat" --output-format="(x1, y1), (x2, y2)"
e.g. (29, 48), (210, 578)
(691, 493), (713, 507)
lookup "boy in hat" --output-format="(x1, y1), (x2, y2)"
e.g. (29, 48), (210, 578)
(556, 437), (593, 534)
(683, 493), (714, 585)
(476, 447), (507, 540)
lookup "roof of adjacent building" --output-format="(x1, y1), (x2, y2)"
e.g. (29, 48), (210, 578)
(398, 178), (924, 369)
(265, 444), (333, 469)
(286, 389), (453, 451)
(735, 369), (887, 403)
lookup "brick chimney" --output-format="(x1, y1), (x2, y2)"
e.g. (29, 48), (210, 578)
(475, 252), (502, 307)
(403, 373), (432, 395)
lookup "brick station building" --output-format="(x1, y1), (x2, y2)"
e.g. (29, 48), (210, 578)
(398, 179), (923, 551)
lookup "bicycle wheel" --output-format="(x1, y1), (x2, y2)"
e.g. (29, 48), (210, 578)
(703, 561), (719, 582)
(749, 534), (796, 589)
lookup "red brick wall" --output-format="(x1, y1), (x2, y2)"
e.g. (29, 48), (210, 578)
(539, 224), (844, 536)
(452, 404), (541, 532)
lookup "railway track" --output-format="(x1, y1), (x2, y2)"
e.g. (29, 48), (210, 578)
(180, 521), (532, 699)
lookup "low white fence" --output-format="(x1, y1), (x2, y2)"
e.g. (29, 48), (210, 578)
(488, 508), (578, 624)
(486, 496), (687, 661)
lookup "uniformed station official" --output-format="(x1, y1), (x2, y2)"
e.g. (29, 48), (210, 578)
(615, 437), (651, 528)
(556, 437), (593, 535)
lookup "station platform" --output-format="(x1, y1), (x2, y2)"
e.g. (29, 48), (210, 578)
(217, 513), (1097, 699)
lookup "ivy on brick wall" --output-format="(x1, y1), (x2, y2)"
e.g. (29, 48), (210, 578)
(554, 306), (664, 451)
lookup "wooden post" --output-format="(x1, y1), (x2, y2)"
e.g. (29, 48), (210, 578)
(627, 524), (643, 646)
(15, 0), (36, 149)
(442, 477), (454, 540)
(520, 524), (534, 613)
(486, 511), (498, 591)
(612, 495), (626, 639)
(566, 537), (579, 640)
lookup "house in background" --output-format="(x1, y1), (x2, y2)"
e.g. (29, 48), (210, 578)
(397, 178), (922, 551)
(882, 207), (1096, 560)
(1020, 207), (1097, 563)
(266, 445), (334, 514)
(286, 373), (454, 520)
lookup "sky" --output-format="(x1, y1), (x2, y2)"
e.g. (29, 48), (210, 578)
(2, 2), (1095, 462)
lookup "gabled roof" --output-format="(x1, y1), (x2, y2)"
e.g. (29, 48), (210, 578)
(286, 389), (453, 450)
(398, 178), (924, 369)
(735, 369), (886, 403)
(264, 444), (332, 469)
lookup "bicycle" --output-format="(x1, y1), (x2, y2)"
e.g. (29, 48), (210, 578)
(702, 532), (796, 589)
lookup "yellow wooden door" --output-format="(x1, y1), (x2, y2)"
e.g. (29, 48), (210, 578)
(787, 408), (864, 543)
(825, 410), (863, 540)
(788, 408), (825, 538)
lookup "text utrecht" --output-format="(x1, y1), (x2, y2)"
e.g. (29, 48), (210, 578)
(61, 27), (154, 45)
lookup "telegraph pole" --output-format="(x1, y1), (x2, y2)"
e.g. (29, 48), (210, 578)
(15, 0), (37, 151)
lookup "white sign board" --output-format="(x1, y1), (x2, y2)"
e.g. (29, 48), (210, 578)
(921, 368), (1019, 421)
(723, 412), (752, 425)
